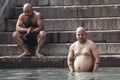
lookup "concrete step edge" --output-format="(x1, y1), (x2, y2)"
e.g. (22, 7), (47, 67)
(15, 4), (120, 8)
(0, 54), (119, 58)
(0, 42), (120, 46)
(8, 17), (120, 21)
(2, 30), (120, 33)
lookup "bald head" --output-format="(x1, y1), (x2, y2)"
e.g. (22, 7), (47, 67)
(23, 3), (32, 11)
(76, 27), (86, 33)
(76, 27), (87, 43)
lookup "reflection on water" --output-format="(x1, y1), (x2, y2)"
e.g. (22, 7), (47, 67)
(68, 72), (100, 80)
(0, 67), (120, 80)
(68, 67), (120, 80)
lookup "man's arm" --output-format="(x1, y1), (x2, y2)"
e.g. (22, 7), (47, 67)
(32, 13), (44, 33)
(67, 45), (75, 72)
(16, 14), (28, 33)
(91, 43), (100, 72)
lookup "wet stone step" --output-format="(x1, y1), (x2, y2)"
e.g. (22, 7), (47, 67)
(0, 55), (120, 68)
(0, 56), (67, 68)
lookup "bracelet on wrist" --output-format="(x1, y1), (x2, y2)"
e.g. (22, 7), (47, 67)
(95, 62), (100, 64)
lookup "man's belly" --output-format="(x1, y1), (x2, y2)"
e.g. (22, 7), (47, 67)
(74, 55), (93, 72)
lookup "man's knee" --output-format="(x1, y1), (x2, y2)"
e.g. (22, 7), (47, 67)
(12, 31), (18, 38)
(39, 31), (46, 38)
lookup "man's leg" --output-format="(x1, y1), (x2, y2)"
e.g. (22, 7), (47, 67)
(36, 31), (46, 57)
(12, 31), (30, 57)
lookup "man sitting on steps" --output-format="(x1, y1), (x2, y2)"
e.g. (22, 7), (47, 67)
(12, 3), (46, 58)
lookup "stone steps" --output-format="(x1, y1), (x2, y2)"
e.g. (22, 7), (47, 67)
(0, 55), (120, 68)
(14, 0), (120, 7)
(9, 4), (120, 19)
(0, 44), (70, 56)
(0, 56), (67, 68)
(7, 17), (120, 32)
(0, 30), (120, 44)
(0, 43), (120, 56)
(2, 0), (120, 68)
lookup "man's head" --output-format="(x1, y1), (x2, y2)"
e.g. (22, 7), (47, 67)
(76, 27), (87, 43)
(23, 3), (33, 17)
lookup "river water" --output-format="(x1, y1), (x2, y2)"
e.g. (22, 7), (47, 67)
(0, 67), (119, 80)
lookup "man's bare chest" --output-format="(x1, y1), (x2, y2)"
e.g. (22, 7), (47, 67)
(23, 17), (37, 27)
(74, 44), (92, 56)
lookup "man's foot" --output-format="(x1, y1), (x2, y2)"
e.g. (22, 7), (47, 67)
(36, 53), (44, 58)
(18, 52), (31, 58)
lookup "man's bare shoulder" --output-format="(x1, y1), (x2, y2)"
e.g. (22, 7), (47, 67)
(70, 41), (78, 49)
(87, 39), (97, 48)
(87, 39), (96, 44)
(33, 11), (43, 19)
(18, 13), (25, 19)
(34, 11), (42, 16)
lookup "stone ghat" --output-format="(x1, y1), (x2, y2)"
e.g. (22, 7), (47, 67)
(0, 55), (119, 68)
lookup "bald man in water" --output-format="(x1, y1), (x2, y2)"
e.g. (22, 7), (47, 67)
(67, 27), (100, 72)
(12, 3), (46, 57)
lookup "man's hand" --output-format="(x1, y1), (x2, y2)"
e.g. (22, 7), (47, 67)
(25, 27), (33, 35)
